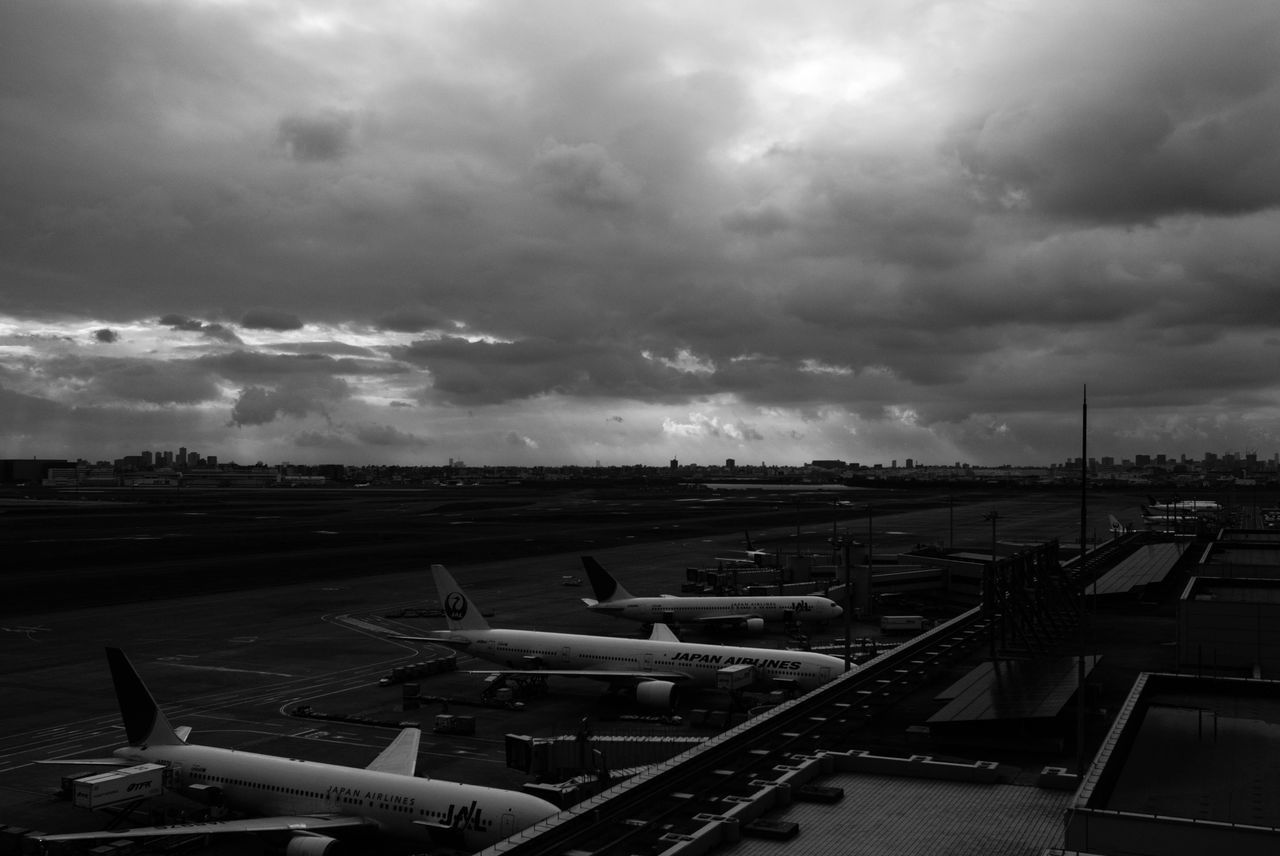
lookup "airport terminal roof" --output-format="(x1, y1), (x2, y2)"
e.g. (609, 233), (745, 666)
(732, 771), (1070, 856)
(1184, 576), (1280, 604)
(1089, 542), (1183, 596)
(1067, 672), (1280, 854)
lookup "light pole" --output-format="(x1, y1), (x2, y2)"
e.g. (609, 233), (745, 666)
(983, 509), (999, 662)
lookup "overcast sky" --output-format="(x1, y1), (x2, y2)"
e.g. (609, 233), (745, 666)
(3, 1), (1280, 468)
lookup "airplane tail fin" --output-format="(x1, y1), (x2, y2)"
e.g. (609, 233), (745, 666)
(581, 556), (633, 603)
(431, 564), (491, 632)
(106, 647), (185, 747)
(648, 623), (681, 643)
(365, 728), (421, 777)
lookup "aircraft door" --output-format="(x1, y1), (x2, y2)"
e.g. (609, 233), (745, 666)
(560, 646), (571, 666)
(500, 812), (516, 839)
(643, 653), (654, 672)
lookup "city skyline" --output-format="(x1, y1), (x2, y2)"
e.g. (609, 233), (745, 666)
(18, 443), (1280, 474)
(4, 2), (1280, 468)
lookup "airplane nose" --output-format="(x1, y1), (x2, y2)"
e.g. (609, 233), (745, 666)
(832, 604), (844, 618)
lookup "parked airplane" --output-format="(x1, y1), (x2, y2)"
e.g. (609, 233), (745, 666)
(579, 556), (843, 633)
(1147, 495), (1221, 512)
(1141, 505), (1201, 521)
(395, 565), (849, 708)
(38, 648), (557, 854)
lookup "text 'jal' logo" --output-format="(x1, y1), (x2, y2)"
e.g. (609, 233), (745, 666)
(444, 592), (468, 621)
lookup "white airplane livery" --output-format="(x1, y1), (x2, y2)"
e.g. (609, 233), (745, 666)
(397, 565), (849, 708)
(579, 556), (843, 633)
(38, 648), (557, 854)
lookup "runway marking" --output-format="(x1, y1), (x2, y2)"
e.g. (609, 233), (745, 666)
(2, 624), (49, 638)
(337, 617), (393, 634)
(165, 664), (295, 677)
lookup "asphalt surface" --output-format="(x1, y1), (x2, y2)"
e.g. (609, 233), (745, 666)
(0, 482), (1160, 852)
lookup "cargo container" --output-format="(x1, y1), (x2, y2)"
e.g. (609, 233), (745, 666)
(880, 615), (929, 633)
(71, 763), (164, 810)
(434, 713), (476, 735)
(716, 663), (756, 691)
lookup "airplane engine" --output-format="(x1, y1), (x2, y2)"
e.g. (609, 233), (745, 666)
(634, 680), (679, 709)
(744, 618), (766, 634)
(285, 832), (344, 856)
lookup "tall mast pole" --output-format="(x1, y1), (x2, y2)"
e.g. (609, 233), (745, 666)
(1076, 384), (1088, 774)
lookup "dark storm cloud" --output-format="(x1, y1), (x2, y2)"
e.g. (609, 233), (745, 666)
(354, 424), (432, 447)
(722, 204), (790, 237)
(0, 381), (232, 460)
(532, 141), (641, 211)
(5, 0), (1280, 466)
(159, 315), (242, 344)
(93, 328), (118, 343)
(0, 384), (65, 428)
(278, 111), (356, 162)
(196, 350), (404, 382)
(950, 2), (1280, 222)
(395, 336), (711, 405)
(229, 378), (349, 427)
(37, 355), (221, 406)
(241, 309), (304, 331)
(88, 359), (221, 406)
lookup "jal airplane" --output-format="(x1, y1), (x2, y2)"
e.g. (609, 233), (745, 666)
(38, 648), (557, 854)
(395, 564), (849, 708)
(579, 556), (843, 633)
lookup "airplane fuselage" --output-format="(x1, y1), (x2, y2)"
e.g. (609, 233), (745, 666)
(114, 742), (554, 850)
(441, 628), (845, 690)
(590, 595), (841, 627)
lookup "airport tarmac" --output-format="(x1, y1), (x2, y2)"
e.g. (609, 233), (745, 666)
(0, 485), (1153, 850)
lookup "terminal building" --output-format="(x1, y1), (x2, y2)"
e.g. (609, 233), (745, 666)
(480, 527), (1280, 856)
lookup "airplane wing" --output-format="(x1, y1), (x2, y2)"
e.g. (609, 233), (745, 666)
(35, 758), (132, 767)
(365, 728), (420, 776)
(38, 813), (376, 843)
(391, 633), (471, 649)
(692, 614), (761, 628)
(466, 669), (693, 684)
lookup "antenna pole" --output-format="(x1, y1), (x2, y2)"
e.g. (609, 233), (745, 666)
(1077, 384), (1088, 774)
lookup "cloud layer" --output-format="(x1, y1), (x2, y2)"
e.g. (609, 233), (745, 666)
(3, 0), (1280, 466)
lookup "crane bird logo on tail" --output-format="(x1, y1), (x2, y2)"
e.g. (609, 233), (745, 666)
(444, 592), (468, 621)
